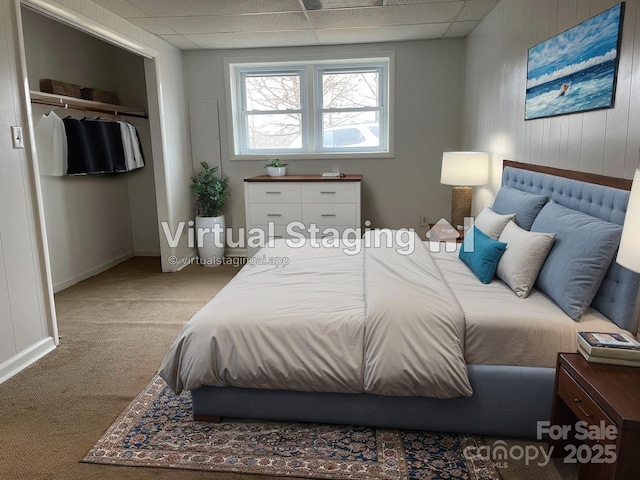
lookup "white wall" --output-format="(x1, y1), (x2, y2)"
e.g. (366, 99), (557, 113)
(463, 0), (640, 211)
(184, 40), (466, 241)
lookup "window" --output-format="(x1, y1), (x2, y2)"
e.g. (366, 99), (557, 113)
(227, 55), (392, 159)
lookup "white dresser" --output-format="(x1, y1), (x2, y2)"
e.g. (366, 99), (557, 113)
(244, 175), (362, 257)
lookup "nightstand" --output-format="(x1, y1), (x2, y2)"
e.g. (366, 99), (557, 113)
(549, 353), (640, 480)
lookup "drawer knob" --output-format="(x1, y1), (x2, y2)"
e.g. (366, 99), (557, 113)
(321, 214), (337, 217)
(266, 191), (281, 194)
(320, 191), (336, 194)
(267, 214), (283, 217)
(574, 398), (592, 418)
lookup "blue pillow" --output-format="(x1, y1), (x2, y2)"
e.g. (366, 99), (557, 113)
(531, 201), (622, 320)
(459, 227), (507, 284)
(492, 186), (548, 230)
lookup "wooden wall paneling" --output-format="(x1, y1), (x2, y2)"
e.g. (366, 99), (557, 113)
(580, 111), (607, 174)
(603, 0), (635, 178)
(0, 238), (17, 364)
(625, 1), (640, 178)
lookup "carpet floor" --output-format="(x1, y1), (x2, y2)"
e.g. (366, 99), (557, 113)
(0, 257), (579, 480)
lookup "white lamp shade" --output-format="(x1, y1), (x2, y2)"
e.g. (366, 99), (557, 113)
(617, 169), (640, 273)
(441, 151), (489, 186)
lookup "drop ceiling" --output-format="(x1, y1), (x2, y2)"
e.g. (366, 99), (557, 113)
(91, 0), (501, 50)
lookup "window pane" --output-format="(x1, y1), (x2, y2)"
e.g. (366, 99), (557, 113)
(322, 112), (380, 148)
(322, 71), (379, 109)
(245, 74), (301, 111)
(247, 113), (302, 149)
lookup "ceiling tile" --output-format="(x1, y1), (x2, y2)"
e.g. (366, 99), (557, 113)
(186, 30), (318, 49)
(315, 23), (450, 44)
(128, 0), (302, 18)
(455, 0), (500, 22)
(91, 0), (148, 18)
(159, 34), (201, 49)
(160, 13), (310, 35)
(129, 17), (178, 35)
(444, 20), (478, 37)
(308, 2), (464, 29)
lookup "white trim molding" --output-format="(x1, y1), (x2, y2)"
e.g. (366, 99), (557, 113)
(0, 337), (56, 385)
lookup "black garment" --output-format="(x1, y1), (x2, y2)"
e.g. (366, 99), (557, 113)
(63, 118), (126, 174)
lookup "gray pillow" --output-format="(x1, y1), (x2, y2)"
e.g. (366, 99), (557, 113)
(492, 186), (548, 230)
(530, 201), (622, 320)
(497, 221), (555, 298)
(474, 207), (515, 240)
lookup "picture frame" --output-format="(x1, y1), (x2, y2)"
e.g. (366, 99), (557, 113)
(525, 3), (625, 121)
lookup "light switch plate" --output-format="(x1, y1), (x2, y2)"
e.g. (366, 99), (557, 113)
(11, 126), (24, 149)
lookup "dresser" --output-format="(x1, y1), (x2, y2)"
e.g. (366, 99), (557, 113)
(244, 175), (362, 257)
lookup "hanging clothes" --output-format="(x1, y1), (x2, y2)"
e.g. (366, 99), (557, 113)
(34, 111), (67, 176)
(117, 121), (145, 171)
(63, 117), (143, 175)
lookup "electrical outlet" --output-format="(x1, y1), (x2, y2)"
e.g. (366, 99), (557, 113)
(420, 214), (429, 227)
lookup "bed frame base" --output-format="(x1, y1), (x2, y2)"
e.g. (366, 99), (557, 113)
(193, 414), (221, 423)
(191, 365), (555, 439)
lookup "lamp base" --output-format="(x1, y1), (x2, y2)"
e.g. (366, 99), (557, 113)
(451, 186), (472, 230)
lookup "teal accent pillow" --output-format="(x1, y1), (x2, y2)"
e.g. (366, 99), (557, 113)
(459, 227), (508, 284)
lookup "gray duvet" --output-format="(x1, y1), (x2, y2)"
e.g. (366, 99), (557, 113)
(159, 232), (472, 399)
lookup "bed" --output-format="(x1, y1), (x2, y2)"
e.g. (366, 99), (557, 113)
(159, 161), (640, 438)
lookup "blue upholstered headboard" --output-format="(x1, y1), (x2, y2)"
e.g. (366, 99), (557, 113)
(502, 163), (640, 332)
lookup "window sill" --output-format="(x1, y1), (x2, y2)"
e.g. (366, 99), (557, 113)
(230, 151), (394, 161)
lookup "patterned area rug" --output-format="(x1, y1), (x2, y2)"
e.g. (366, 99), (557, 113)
(84, 377), (500, 479)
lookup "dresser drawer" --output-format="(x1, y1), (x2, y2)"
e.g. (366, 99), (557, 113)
(249, 204), (302, 225)
(248, 183), (301, 204)
(302, 204), (357, 226)
(557, 368), (615, 432)
(301, 182), (356, 204)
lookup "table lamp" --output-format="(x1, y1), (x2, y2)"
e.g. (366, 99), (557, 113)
(441, 151), (489, 229)
(616, 169), (640, 334)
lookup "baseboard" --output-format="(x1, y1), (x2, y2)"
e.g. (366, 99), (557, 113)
(174, 250), (197, 272)
(53, 252), (135, 293)
(0, 337), (56, 385)
(134, 251), (161, 257)
(225, 247), (247, 258)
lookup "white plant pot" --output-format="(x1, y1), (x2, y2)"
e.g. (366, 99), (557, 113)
(195, 215), (225, 267)
(267, 166), (286, 177)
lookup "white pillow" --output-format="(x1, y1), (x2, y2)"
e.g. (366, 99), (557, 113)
(496, 221), (555, 298)
(474, 207), (515, 240)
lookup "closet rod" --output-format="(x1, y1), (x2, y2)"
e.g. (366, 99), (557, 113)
(29, 91), (149, 119)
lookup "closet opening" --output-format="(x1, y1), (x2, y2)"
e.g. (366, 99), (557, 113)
(21, 5), (163, 301)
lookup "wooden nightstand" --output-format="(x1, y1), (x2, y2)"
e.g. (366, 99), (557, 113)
(550, 353), (640, 480)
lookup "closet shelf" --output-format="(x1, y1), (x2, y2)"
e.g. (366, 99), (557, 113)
(30, 90), (148, 119)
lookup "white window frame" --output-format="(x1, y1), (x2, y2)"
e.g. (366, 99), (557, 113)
(225, 53), (394, 160)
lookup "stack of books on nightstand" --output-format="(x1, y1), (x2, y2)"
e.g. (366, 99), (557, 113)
(577, 332), (640, 367)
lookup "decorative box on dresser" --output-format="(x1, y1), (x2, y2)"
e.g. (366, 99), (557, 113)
(550, 353), (640, 480)
(244, 175), (362, 257)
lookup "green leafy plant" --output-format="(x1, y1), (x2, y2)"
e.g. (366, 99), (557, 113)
(190, 162), (230, 217)
(264, 159), (288, 168)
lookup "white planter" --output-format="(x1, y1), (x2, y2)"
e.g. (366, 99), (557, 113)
(267, 166), (286, 177)
(195, 215), (225, 267)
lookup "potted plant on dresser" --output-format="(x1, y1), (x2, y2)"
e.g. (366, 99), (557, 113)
(191, 162), (230, 267)
(264, 159), (287, 177)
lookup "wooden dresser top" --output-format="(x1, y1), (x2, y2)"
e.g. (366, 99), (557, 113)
(244, 174), (362, 182)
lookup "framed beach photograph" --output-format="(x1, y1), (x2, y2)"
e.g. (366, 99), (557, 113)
(525, 3), (625, 120)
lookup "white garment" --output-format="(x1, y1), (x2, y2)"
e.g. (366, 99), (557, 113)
(117, 121), (144, 171)
(35, 111), (67, 176)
